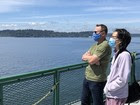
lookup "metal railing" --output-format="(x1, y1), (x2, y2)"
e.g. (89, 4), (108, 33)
(136, 53), (140, 60)
(0, 62), (88, 105)
(0, 52), (139, 105)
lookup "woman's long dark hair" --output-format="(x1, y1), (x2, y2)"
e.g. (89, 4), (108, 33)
(114, 29), (131, 60)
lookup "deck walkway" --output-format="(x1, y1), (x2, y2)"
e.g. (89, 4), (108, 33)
(72, 100), (140, 105)
(72, 82), (140, 105)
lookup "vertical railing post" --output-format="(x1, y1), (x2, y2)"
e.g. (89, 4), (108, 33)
(130, 52), (136, 84)
(0, 84), (3, 105)
(53, 71), (60, 105)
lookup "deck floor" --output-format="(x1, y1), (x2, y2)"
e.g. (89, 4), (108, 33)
(72, 100), (140, 105)
(72, 82), (140, 105)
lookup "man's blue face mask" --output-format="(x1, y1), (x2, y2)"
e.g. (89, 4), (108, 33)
(108, 38), (116, 48)
(92, 33), (101, 41)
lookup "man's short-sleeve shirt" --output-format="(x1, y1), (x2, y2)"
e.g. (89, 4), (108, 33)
(85, 40), (112, 82)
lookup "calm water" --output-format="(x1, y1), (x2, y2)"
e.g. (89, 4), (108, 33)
(0, 37), (140, 78)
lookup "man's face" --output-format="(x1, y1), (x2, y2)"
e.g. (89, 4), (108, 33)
(94, 26), (103, 35)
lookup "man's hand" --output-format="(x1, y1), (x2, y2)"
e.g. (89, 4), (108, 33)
(82, 51), (100, 65)
(85, 51), (91, 56)
(82, 51), (91, 61)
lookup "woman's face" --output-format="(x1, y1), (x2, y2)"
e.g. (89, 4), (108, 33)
(111, 32), (121, 50)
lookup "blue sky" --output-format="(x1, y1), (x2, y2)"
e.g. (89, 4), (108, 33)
(0, 0), (140, 33)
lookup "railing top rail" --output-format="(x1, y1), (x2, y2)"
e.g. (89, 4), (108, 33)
(136, 53), (140, 56)
(135, 52), (140, 60)
(0, 62), (87, 84)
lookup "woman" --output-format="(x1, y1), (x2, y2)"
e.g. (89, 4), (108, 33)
(104, 29), (132, 105)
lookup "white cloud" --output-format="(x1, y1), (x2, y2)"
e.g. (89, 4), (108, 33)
(28, 22), (46, 26)
(0, 23), (17, 30)
(0, 0), (140, 33)
(85, 6), (132, 12)
(1, 24), (17, 27)
(34, 0), (96, 7)
(15, 10), (140, 22)
(98, 18), (140, 24)
(0, 0), (35, 13)
(28, 22), (38, 26)
(1, 17), (140, 32)
(114, 19), (140, 24)
(31, 14), (94, 19)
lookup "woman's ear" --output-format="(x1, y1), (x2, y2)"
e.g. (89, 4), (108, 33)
(118, 41), (122, 48)
(118, 40), (122, 44)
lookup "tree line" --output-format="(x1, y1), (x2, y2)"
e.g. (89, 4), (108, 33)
(0, 29), (139, 37)
(0, 29), (93, 37)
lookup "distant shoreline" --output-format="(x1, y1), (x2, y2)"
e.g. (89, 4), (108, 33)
(0, 29), (139, 37)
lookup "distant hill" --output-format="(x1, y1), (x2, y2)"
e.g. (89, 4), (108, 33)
(0, 29), (139, 37)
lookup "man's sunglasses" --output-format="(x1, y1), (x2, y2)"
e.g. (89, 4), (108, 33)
(94, 30), (104, 34)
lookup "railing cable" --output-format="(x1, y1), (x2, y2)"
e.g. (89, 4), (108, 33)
(32, 81), (59, 105)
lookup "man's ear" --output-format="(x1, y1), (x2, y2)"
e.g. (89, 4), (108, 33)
(102, 32), (106, 37)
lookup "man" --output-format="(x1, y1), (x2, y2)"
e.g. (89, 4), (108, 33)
(81, 24), (112, 105)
